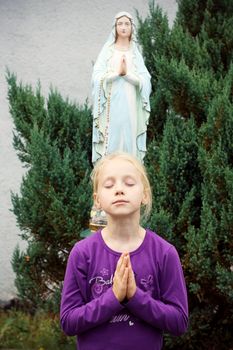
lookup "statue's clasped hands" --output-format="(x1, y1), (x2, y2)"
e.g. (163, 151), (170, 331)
(112, 252), (137, 302)
(119, 55), (127, 76)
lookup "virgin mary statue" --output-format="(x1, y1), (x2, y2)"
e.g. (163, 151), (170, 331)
(91, 11), (151, 164)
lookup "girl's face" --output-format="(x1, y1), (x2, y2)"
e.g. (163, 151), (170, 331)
(115, 16), (132, 41)
(94, 158), (148, 218)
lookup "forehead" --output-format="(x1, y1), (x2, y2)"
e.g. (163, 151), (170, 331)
(116, 16), (131, 23)
(99, 158), (140, 180)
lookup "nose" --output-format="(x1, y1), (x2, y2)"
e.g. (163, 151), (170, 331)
(116, 189), (124, 195)
(114, 182), (124, 195)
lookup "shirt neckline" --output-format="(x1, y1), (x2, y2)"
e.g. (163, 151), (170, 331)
(97, 229), (148, 256)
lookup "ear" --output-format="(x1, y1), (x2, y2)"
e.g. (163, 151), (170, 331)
(93, 192), (101, 209)
(141, 189), (149, 205)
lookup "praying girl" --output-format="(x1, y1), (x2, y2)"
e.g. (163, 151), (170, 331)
(60, 152), (188, 350)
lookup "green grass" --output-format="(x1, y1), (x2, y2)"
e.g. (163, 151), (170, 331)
(0, 310), (75, 350)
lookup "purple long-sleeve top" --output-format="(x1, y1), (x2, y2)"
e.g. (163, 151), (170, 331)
(60, 229), (188, 350)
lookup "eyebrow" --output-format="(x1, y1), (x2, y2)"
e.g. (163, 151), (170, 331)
(102, 177), (114, 182)
(102, 174), (136, 182)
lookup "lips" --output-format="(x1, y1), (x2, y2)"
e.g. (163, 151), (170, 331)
(112, 199), (129, 205)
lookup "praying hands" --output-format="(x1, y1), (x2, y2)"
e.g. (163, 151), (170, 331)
(119, 55), (127, 76)
(112, 252), (136, 302)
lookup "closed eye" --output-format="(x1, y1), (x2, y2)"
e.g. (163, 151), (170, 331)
(104, 184), (113, 188)
(126, 182), (135, 187)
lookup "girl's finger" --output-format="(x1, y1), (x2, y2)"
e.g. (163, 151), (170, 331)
(127, 254), (132, 268)
(122, 266), (128, 284)
(118, 256), (127, 278)
(115, 253), (129, 277)
(116, 253), (123, 269)
(116, 253), (125, 275)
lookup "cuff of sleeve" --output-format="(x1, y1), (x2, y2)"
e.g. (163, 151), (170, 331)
(106, 72), (119, 83)
(106, 288), (125, 312)
(123, 73), (141, 86)
(124, 287), (145, 311)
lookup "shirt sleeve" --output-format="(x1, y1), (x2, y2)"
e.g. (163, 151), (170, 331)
(125, 246), (188, 336)
(60, 245), (124, 336)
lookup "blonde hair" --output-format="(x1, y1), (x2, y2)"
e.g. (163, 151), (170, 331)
(91, 152), (152, 218)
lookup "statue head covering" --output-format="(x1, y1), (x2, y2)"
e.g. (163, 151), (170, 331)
(105, 11), (138, 47)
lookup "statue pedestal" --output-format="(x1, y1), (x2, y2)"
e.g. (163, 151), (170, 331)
(89, 206), (107, 232)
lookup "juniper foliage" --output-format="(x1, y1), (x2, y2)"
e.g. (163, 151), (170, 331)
(138, 1), (233, 348)
(7, 71), (92, 309)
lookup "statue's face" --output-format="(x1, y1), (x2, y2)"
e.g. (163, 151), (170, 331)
(115, 16), (132, 40)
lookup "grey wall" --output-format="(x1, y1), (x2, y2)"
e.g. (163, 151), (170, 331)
(0, 0), (177, 300)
